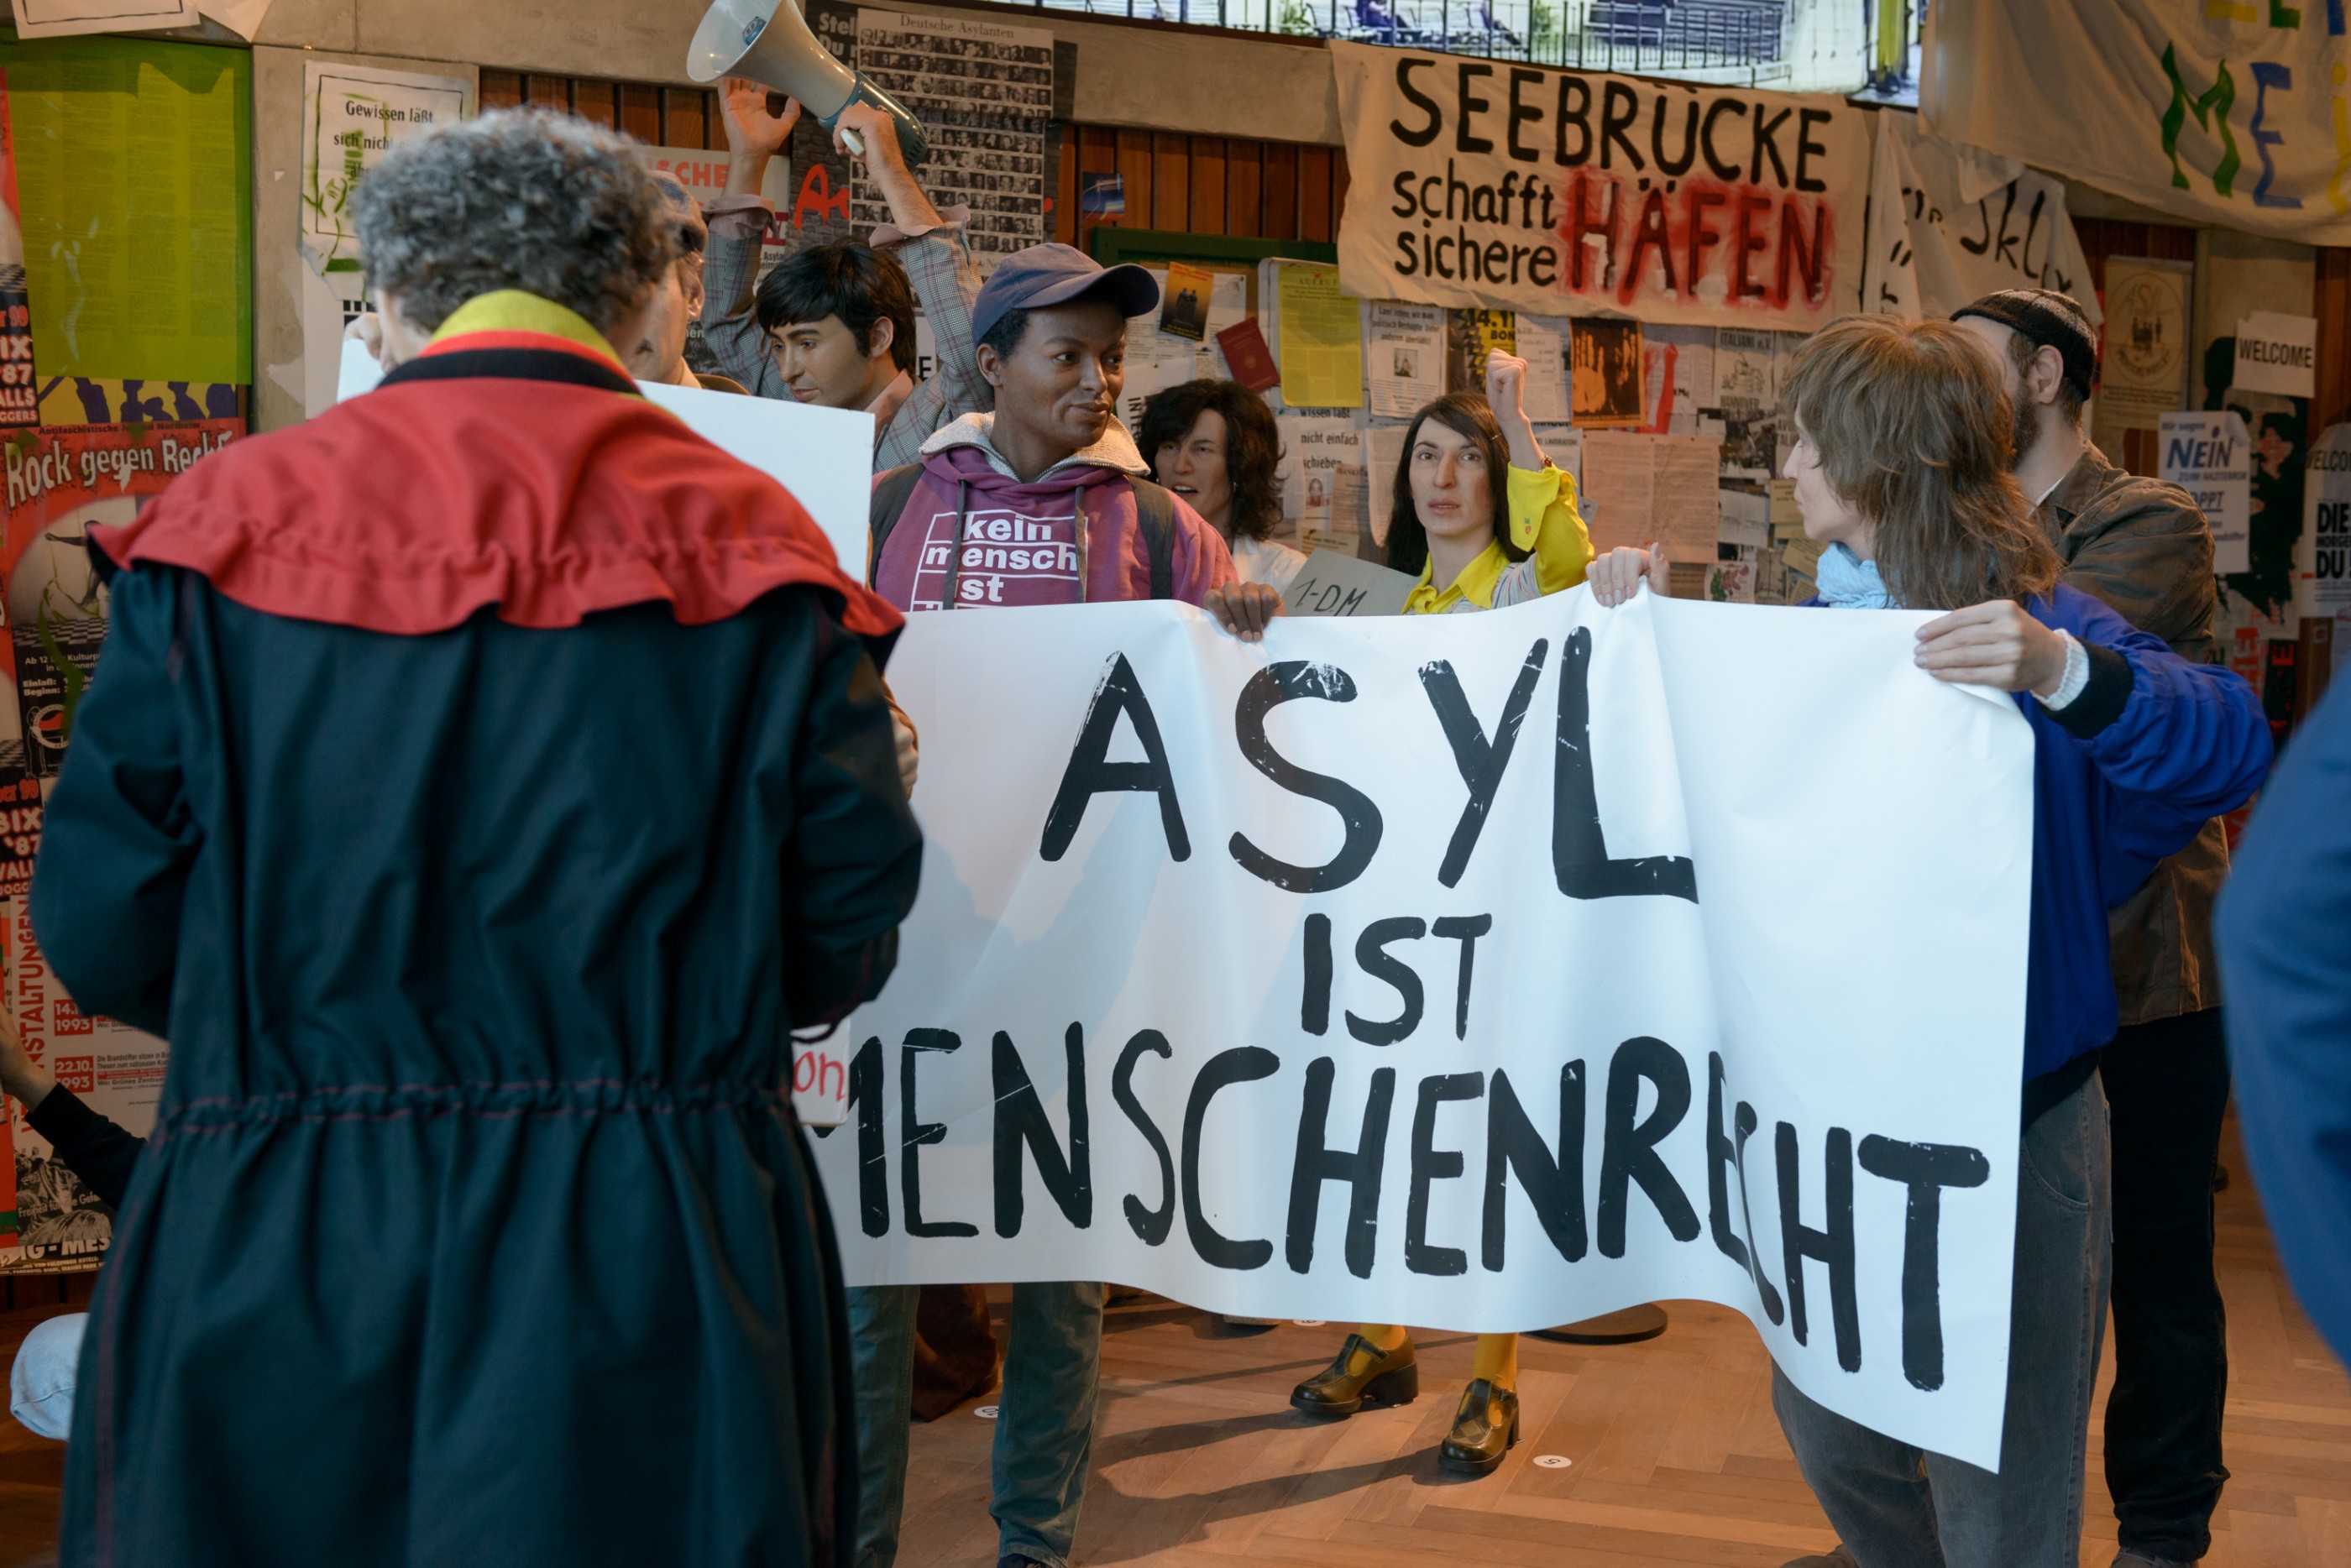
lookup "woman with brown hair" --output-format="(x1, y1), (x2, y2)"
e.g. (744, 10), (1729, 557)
(1755, 316), (2269, 1568)
(1139, 379), (1304, 591)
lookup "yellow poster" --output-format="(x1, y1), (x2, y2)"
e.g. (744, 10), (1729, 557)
(1273, 263), (1364, 410)
(0, 36), (251, 385)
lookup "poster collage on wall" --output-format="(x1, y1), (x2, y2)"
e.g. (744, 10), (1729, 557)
(0, 39), (252, 1268)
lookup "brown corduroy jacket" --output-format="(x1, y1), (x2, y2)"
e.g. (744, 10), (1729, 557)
(2041, 442), (2230, 1026)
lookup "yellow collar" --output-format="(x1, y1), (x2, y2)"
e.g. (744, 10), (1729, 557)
(427, 290), (627, 368)
(1404, 540), (1511, 615)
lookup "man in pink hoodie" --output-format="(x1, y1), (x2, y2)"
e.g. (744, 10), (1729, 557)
(870, 243), (1244, 613)
(855, 244), (1273, 1568)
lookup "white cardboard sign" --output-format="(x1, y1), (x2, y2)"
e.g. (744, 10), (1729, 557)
(334, 348), (872, 574)
(2233, 312), (2318, 401)
(2159, 411), (2251, 577)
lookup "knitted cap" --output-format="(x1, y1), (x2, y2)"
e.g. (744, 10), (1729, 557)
(1952, 288), (2098, 398)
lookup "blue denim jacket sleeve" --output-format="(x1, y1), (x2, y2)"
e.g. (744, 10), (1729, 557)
(2214, 679), (2351, 1365)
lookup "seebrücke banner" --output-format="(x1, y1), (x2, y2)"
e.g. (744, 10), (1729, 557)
(1329, 41), (1868, 329)
(1923, 0), (2351, 244)
(813, 593), (2034, 1466)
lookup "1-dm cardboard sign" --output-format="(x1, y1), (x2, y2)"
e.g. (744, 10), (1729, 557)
(811, 592), (2035, 1466)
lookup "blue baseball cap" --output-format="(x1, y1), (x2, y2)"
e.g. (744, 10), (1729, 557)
(972, 243), (1160, 345)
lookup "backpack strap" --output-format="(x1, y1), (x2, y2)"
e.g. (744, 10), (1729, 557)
(867, 463), (926, 590)
(1128, 476), (1179, 601)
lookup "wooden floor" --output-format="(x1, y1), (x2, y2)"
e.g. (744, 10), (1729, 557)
(900, 1116), (2351, 1568)
(0, 1120), (2344, 1565)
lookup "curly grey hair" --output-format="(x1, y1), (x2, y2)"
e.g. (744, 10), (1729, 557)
(353, 109), (678, 335)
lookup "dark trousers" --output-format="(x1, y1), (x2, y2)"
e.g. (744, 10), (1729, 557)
(2104, 1008), (2231, 1562)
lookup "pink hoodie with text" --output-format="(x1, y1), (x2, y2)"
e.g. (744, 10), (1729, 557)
(871, 412), (1236, 612)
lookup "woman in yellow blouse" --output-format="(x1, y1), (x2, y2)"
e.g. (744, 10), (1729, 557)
(1390, 350), (1593, 615)
(1288, 351), (1662, 1477)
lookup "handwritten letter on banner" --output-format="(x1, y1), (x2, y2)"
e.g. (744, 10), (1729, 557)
(1924, 0), (2351, 244)
(1862, 110), (2102, 326)
(811, 593), (2035, 1466)
(1331, 41), (1868, 330)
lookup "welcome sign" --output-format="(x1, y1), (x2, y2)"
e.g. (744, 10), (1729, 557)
(812, 593), (2038, 1467)
(1330, 42), (1869, 329)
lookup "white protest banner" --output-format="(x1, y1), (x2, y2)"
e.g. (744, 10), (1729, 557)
(2233, 311), (2317, 400)
(1332, 41), (1867, 330)
(817, 593), (2035, 1466)
(1923, 0), (2351, 243)
(2160, 411), (2252, 575)
(1861, 111), (2100, 326)
(331, 355), (874, 572)
(636, 380), (873, 572)
(2301, 423), (2351, 616)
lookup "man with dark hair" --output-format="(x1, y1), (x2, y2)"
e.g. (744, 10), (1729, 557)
(703, 82), (987, 468)
(1951, 290), (2233, 1568)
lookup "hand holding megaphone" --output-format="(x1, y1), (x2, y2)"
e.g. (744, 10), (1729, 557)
(830, 102), (906, 165)
(720, 76), (800, 159)
(689, 0), (929, 166)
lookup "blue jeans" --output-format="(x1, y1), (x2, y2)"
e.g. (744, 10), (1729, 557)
(8, 1311), (84, 1440)
(850, 1282), (1103, 1568)
(1772, 1066), (2111, 1568)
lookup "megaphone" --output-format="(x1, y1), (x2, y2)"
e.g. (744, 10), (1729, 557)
(688, 0), (929, 168)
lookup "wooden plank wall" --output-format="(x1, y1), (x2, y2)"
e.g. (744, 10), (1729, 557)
(2316, 248), (2351, 432)
(1053, 125), (1349, 247)
(477, 71), (730, 149)
(477, 75), (1354, 248)
(2071, 217), (2199, 291)
(2076, 217), (2351, 432)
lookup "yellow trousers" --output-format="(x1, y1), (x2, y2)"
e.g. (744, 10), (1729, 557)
(1354, 1323), (1516, 1388)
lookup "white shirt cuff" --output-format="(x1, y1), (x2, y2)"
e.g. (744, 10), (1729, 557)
(2033, 630), (2090, 710)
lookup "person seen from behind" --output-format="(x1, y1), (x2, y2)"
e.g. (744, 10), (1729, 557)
(2214, 681), (2351, 1377)
(31, 108), (920, 1566)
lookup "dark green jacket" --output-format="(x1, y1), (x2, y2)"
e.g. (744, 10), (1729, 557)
(30, 329), (922, 1567)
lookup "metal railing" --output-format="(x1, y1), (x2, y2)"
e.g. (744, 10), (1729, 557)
(1014, 0), (1801, 83)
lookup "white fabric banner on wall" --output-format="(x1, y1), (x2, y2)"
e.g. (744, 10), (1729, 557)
(1330, 42), (1868, 330)
(812, 593), (2038, 1467)
(1861, 111), (2102, 327)
(1923, 0), (2351, 244)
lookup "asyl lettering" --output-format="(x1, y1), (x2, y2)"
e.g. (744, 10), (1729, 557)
(1040, 630), (1697, 903)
